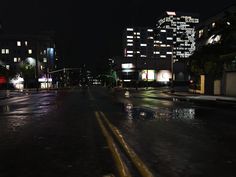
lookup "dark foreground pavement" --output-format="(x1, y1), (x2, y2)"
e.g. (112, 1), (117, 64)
(1, 87), (236, 177)
(0, 90), (116, 177)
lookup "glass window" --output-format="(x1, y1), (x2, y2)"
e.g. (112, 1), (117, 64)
(17, 41), (21, 46)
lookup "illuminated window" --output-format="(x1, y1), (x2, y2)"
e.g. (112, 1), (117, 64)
(1, 49), (5, 54)
(160, 55), (166, 58)
(5, 49), (9, 54)
(127, 39), (133, 42)
(14, 57), (17, 62)
(17, 41), (21, 46)
(167, 37), (173, 40)
(137, 32), (140, 35)
(167, 52), (173, 54)
(127, 43), (133, 46)
(141, 55), (147, 57)
(40, 65), (43, 70)
(212, 22), (216, 28)
(147, 29), (153, 32)
(140, 44), (147, 47)
(127, 36), (133, 39)
(148, 37), (153, 39)
(141, 70), (155, 81)
(122, 63), (134, 69)
(18, 57), (21, 62)
(127, 28), (133, 31)
(127, 51), (133, 54)
(28, 49), (32, 54)
(227, 21), (231, 26)
(43, 58), (47, 63)
(6, 65), (10, 70)
(154, 51), (160, 54)
(166, 11), (176, 16)
(25, 41), (28, 46)
(127, 55), (133, 57)
(199, 29), (204, 38)
(161, 30), (166, 32)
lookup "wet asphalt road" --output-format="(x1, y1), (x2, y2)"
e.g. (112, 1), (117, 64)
(0, 87), (236, 177)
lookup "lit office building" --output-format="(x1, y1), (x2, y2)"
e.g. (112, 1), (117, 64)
(123, 27), (173, 60)
(155, 11), (199, 81)
(116, 27), (174, 85)
(124, 27), (155, 59)
(157, 11), (199, 60)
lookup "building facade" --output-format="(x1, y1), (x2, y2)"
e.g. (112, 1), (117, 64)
(118, 27), (173, 85)
(156, 11), (199, 81)
(195, 4), (236, 96)
(0, 33), (58, 88)
(157, 11), (199, 60)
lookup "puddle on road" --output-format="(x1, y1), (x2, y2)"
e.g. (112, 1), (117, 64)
(124, 103), (196, 122)
(6, 116), (29, 131)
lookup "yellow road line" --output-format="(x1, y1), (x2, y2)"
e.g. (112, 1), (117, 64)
(95, 112), (132, 177)
(100, 112), (155, 177)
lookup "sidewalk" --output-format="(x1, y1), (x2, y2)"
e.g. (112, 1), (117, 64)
(0, 88), (58, 100)
(113, 86), (236, 104)
(166, 91), (236, 104)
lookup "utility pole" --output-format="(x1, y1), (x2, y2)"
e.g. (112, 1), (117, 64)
(35, 40), (39, 91)
(135, 49), (138, 91)
(171, 45), (174, 93)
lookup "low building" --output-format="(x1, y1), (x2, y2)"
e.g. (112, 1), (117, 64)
(0, 32), (58, 89)
(194, 4), (236, 96)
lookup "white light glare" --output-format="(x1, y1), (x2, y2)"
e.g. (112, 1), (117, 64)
(166, 11), (176, 16)
(127, 28), (134, 31)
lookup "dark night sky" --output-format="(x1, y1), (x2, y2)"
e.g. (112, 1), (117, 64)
(0, 0), (235, 72)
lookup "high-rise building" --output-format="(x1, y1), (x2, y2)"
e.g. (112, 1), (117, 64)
(123, 27), (155, 59)
(123, 27), (173, 60)
(114, 27), (174, 85)
(157, 11), (199, 61)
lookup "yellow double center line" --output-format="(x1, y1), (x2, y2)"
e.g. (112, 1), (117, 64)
(95, 111), (155, 177)
(95, 112), (131, 177)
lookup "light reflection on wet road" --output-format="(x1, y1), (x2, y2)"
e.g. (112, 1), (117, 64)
(0, 92), (57, 132)
(109, 89), (236, 177)
(0, 88), (236, 177)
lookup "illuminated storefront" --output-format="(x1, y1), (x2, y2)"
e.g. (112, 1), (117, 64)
(156, 70), (171, 82)
(140, 70), (155, 81)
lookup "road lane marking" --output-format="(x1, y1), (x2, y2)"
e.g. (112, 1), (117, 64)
(95, 112), (132, 177)
(99, 112), (155, 177)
